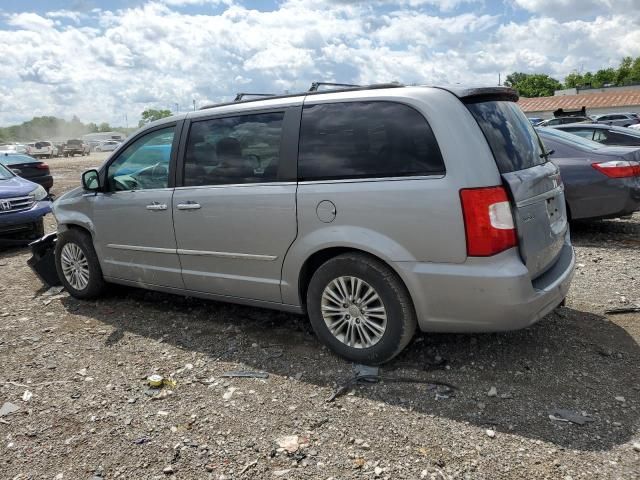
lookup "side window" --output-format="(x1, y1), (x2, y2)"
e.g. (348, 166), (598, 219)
(547, 119), (560, 125)
(107, 127), (174, 191)
(593, 130), (608, 142)
(566, 129), (595, 140)
(298, 101), (444, 180)
(605, 131), (637, 146)
(183, 112), (284, 187)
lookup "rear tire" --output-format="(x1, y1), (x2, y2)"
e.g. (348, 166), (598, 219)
(306, 253), (417, 365)
(55, 229), (106, 299)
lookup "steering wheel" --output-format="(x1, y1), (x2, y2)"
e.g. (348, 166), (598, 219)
(150, 162), (169, 182)
(114, 176), (140, 191)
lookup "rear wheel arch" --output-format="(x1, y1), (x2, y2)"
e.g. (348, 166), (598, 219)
(297, 247), (415, 313)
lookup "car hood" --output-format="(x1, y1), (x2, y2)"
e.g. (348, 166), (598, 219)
(0, 175), (37, 198)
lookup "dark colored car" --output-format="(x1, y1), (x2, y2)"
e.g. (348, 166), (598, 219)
(537, 127), (640, 221)
(0, 162), (51, 242)
(537, 116), (592, 127)
(63, 139), (87, 157)
(552, 123), (640, 147)
(0, 153), (54, 192)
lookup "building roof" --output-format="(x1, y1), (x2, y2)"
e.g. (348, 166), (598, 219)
(518, 91), (640, 113)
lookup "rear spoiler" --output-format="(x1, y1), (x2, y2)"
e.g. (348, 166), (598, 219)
(434, 86), (519, 104)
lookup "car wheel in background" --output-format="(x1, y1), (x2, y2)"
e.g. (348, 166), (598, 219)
(55, 229), (106, 299)
(306, 252), (417, 365)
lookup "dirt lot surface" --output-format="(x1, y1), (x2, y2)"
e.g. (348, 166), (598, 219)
(1, 154), (639, 479)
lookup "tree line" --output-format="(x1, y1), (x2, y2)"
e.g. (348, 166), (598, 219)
(0, 109), (174, 143)
(506, 56), (640, 98)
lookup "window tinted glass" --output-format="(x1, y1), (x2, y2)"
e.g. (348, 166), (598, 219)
(0, 163), (13, 179)
(564, 128), (594, 140)
(467, 101), (546, 173)
(107, 127), (174, 191)
(183, 112), (284, 186)
(604, 131), (640, 146)
(298, 101), (444, 180)
(0, 154), (39, 165)
(537, 127), (603, 153)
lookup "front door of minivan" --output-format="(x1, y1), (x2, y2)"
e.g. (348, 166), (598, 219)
(91, 124), (184, 288)
(172, 109), (299, 303)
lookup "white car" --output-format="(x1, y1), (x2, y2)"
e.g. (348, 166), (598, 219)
(95, 141), (121, 152)
(628, 123), (640, 131)
(0, 143), (27, 154)
(26, 141), (54, 158)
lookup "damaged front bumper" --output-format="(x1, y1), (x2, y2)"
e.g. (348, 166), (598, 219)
(27, 233), (61, 286)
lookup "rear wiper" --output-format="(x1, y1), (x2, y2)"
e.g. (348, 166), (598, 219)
(540, 149), (555, 158)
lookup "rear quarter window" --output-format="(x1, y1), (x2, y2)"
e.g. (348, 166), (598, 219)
(298, 101), (445, 180)
(467, 101), (547, 173)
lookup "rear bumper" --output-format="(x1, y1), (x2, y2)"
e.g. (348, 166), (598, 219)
(394, 235), (575, 332)
(570, 178), (640, 220)
(0, 201), (51, 229)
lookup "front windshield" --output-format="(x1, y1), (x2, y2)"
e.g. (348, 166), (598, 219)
(0, 163), (14, 180)
(536, 127), (603, 150)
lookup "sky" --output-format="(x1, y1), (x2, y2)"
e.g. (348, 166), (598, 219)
(0, 0), (639, 127)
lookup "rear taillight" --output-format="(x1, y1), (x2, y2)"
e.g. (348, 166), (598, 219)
(460, 186), (518, 257)
(36, 163), (49, 170)
(592, 160), (640, 178)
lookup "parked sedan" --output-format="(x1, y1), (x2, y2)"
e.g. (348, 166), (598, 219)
(537, 127), (640, 221)
(0, 162), (51, 242)
(552, 124), (640, 147)
(0, 153), (53, 192)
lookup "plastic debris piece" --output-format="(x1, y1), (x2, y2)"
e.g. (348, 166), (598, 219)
(548, 409), (594, 425)
(0, 402), (19, 417)
(148, 374), (164, 388)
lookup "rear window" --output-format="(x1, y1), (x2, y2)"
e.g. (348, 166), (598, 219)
(466, 101), (546, 173)
(298, 101), (445, 180)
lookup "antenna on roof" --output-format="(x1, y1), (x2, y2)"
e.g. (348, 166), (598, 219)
(234, 93), (276, 102)
(308, 82), (361, 92)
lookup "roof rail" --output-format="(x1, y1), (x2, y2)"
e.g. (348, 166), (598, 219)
(234, 93), (276, 101)
(199, 82), (406, 110)
(308, 82), (361, 92)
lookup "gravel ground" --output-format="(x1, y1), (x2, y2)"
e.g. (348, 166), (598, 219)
(1, 154), (639, 480)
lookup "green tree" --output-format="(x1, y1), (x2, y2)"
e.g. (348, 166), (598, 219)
(592, 68), (616, 88)
(98, 122), (111, 132)
(616, 57), (633, 85)
(563, 72), (584, 88)
(138, 109), (172, 127)
(504, 72), (562, 97)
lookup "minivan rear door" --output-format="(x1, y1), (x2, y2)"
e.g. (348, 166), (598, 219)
(466, 100), (568, 279)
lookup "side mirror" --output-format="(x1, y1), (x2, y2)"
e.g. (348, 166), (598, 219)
(82, 169), (101, 191)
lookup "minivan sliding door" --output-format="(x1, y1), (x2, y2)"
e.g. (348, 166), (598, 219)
(172, 107), (300, 303)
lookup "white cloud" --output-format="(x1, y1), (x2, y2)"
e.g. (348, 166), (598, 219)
(0, 1), (637, 126)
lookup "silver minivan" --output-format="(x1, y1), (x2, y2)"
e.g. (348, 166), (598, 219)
(52, 84), (575, 364)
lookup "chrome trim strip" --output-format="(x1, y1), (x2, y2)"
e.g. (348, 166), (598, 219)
(298, 175), (444, 185)
(177, 249), (277, 261)
(174, 182), (296, 191)
(106, 243), (277, 261)
(515, 185), (564, 208)
(107, 244), (177, 254)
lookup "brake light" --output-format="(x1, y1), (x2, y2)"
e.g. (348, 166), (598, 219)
(36, 163), (49, 170)
(592, 160), (640, 178)
(460, 186), (518, 256)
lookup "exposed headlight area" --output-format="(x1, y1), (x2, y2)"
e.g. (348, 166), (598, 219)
(29, 185), (48, 202)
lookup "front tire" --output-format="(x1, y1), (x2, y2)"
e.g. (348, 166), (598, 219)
(306, 253), (417, 365)
(55, 229), (106, 299)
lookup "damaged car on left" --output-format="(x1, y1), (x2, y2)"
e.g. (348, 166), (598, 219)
(0, 162), (51, 245)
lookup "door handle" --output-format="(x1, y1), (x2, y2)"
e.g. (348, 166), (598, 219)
(177, 202), (201, 210)
(146, 202), (167, 211)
